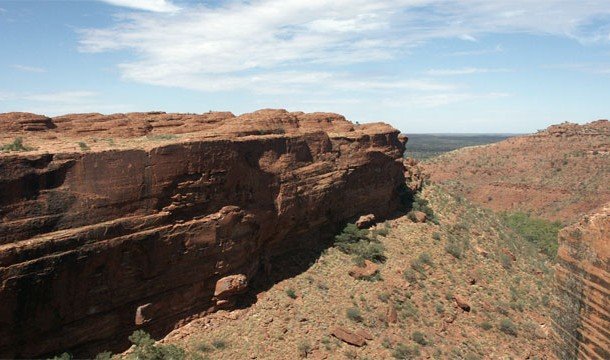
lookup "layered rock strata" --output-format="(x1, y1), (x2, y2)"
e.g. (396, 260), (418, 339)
(553, 205), (610, 359)
(0, 109), (406, 358)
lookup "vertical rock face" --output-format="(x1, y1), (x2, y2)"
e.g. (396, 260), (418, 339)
(0, 109), (406, 358)
(553, 205), (610, 359)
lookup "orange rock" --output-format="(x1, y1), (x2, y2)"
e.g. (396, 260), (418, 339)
(348, 260), (379, 279)
(453, 294), (471, 312)
(386, 306), (398, 324)
(331, 327), (366, 347)
(501, 248), (517, 261)
(355, 329), (374, 340)
(356, 214), (376, 229)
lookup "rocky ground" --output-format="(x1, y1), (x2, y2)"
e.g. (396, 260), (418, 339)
(424, 120), (610, 224)
(153, 184), (554, 360)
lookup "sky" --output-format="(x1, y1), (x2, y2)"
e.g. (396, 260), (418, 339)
(1, 0), (609, 133)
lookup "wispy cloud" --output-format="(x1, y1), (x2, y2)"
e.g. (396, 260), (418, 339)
(98, 0), (179, 13)
(23, 91), (98, 103)
(425, 67), (511, 76)
(447, 45), (504, 57)
(386, 92), (511, 108)
(78, 0), (610, 97)
(11, 64), (46, 73)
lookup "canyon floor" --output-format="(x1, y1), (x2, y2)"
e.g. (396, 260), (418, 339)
(143, 184), (555, 360)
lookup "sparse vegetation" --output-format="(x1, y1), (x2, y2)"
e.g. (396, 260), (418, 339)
(126, 330), (186, 360)
(346, 307), (363, 322)
(501, 212), (562, 258)
(499, 318), (518, 336)
(147, 134), (178, 141)
(412, 331), (428, 346)
(212, 339), (227, 350)
(392, 343), (420, 359)
(1, 137), (34, 152)
(334, 223), (386, 263)
(297, 340), (311, 358)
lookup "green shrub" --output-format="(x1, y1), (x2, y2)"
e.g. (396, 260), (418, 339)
(286, 288), (297, 299)
(335, 224), (386, 263)
(445, 242), (463, 259)
(411, 194), (438, 224)
(392, 343), (420, 359)
(346, 307), (363, 322)
(52, 353), (72, 360)
(212, 339), (227, 349)
(78, 142), (90, 151)
(432, 232), (441, 241)
(94, 351), (113, 360)
(412, 331), (428, 345)
(480, 321), (492, 330)
(127, 330), (186, 360)
(499, 318), (518, 336)
(297, 340), (311, 358)
(1, 137), (34, 152)
(403, 268), (418, 283)
(501, 212), (562, 258)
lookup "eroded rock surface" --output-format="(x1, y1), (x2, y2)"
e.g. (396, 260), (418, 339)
(0, 109), (406, 358)
(553, 205), (610, 359)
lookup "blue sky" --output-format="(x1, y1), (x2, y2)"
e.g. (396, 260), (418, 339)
(1, 0), (609, 133)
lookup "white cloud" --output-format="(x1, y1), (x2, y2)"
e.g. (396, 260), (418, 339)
(78, 0), (610, 98)
(98, 0), (179, 13)
(23, 91), (98, 103)
(11, 64), (46, 73)
(386, 92), (511, 108)
(425, 67), (510, 76)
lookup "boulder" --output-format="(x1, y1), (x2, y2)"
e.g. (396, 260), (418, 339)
(331, 327), (366, 347)
(356, 214), (376, 229)
(214, 274), (248, 299)
(453, 294), (471, 312)
(411, 211), (427, 223)
(348, 260), (379, 279)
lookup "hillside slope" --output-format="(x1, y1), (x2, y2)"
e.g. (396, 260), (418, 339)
(424, 120), (610, 224)
(148, 185), (554, 360)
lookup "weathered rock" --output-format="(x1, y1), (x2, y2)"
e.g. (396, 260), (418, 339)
(355, 329), (374, 340)
(355, 214), (376, 229)
(411, 211), (427, 223)
(453, 294), (471, 312)
(214, 274), (248, 299)
(0, 109), (406, 358)
(553, 205), (609, 360)
(348, 260), (379, 279)
(134, 303), (153, 326)
(331, 327), (366, 347)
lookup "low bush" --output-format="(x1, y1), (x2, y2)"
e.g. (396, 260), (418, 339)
(412, 331), (428, 346)
(126, 330), (185, 360)
(335, 223), (386, 263)
(392, 343), (420, 359)
(499, 318), (518, 336)
(346, 307), (363, 322)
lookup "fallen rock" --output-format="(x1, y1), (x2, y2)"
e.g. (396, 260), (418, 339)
(331, 327), (366, 347)
(453, 294), (471, 312)
(348, 260), (379, 279)
(355, 329), (374, 340)
(134, 303), (153, 325)
(356, 214), (376, 229)
(411, 211), (427, 223)
(214, 274), (248, 299)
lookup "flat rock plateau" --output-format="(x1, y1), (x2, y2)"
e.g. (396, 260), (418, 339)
(0, 109), (406, 358)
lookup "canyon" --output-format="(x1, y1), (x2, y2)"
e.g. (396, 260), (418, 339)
(0, 109), (406, 358)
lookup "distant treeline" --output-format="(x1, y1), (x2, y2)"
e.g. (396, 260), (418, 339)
(404, 134), (515, 160)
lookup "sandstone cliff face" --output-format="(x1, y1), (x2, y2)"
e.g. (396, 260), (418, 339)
(553, 205), (609, 359)
(0, 109), (406, 358)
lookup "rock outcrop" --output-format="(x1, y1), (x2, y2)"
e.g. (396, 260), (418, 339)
(424, 120), (610, 223)
(0, 109), (406, 358)
(553, 205), (609, 359)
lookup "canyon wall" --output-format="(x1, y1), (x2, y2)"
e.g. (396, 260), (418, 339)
(0, 109), (406, 358)
(553, 205), (609, 359)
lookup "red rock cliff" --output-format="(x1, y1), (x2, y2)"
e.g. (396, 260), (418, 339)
(553, 204), (610, 359)
(0, 109), (406, 358)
